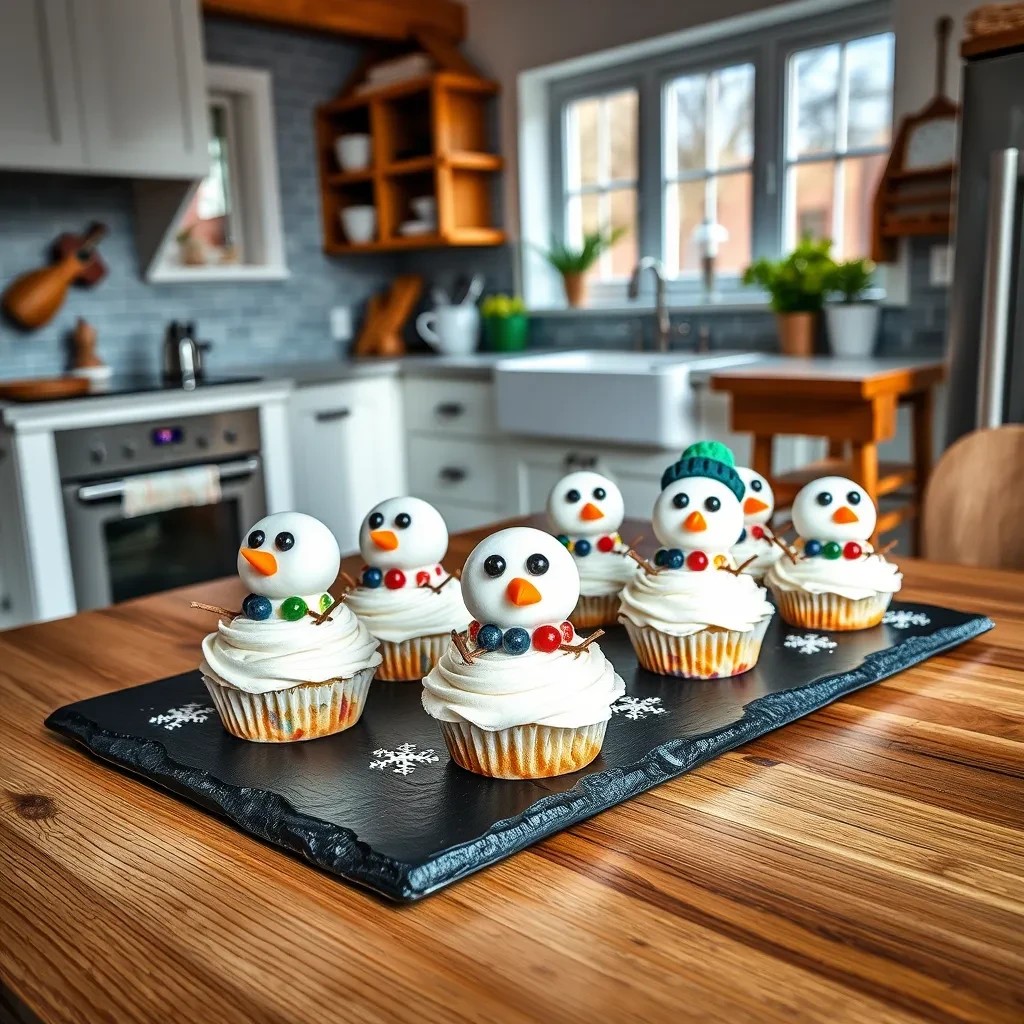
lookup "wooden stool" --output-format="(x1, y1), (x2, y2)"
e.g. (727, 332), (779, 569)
(710, 359), (945, 547)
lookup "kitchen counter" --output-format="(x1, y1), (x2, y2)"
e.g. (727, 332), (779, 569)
(2, 514), (1022, 1024)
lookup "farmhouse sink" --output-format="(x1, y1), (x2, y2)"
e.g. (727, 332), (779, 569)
(493, 349), (763, 448)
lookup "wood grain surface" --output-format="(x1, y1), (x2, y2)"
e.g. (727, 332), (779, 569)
(1, 516), (1022, 1024)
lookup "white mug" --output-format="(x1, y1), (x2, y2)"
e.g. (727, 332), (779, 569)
(340, 205), (376, 244)
(416, 304), (480, 355)
(335, 134), (371, 172)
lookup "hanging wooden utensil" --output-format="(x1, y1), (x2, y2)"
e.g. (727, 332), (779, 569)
(1, 222), (108, 330)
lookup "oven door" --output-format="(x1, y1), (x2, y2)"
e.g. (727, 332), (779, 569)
(62, 456), (266, 611)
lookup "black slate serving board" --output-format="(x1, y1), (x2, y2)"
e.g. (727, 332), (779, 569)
(46, 601), (991, 902)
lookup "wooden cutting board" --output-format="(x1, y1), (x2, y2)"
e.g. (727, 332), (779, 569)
(0, 376), (91, 402)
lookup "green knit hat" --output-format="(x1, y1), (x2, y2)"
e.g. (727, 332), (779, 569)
(660, 440), (744, 500)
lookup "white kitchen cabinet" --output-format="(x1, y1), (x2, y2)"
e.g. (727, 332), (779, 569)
(289, 378), (406, 555)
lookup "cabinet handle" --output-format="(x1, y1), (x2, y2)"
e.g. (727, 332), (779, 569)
(315, 408), (351, 422)
(439, 466), (468, 483)
(435, 401), (465, 418)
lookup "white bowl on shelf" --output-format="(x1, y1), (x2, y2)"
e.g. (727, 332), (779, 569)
(340, 205), (376, 244)
(334, 133), (371, 172)
(399, 220), (435, 237)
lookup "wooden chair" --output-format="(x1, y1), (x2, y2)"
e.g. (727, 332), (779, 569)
(921, 425), (1024, 570)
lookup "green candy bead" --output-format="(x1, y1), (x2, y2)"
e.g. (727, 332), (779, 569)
(822, 541), (842, 560)
(280, 596), (308, 621)
(320, 593), (333, 612)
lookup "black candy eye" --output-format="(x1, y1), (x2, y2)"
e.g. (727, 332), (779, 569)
(847, 490), (862, 505)
(526, 553), (549, 576)
(483, 554), (506, 578)
(275, 532), (294, 551)
(751, 479), (763, 492)
(816, 491), (833, 507)
(704, 496), (721, 513)
(672, 492), (689, 509)
(247, 530), (265, 548)
(593, 487), (606, 500)
(565, 489), (581, 503)
(368, 511), (384, 529)
(395, 513), (411, 529)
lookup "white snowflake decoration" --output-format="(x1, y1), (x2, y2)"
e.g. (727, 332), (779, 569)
(611, 696), (668, 720)
(883, 609), (931, 629)
(784, 633), (838, 655)
(148, 702), (214, 730)
(370, 742), (440, 776)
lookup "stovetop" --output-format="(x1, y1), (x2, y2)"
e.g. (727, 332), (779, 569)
(84, 374), (263, 398)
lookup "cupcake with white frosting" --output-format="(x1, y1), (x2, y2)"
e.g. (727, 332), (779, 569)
(619, 442), (774, 678)
(730, 466), (783, 582)
(345, 497), (470, 680)
(422, 526), (624, 778)
(765, 475), (901, 630)
(547, 470), (639, 628)
(200, 512), (381, 742)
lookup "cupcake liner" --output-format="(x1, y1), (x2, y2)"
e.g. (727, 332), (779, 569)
(571, 592), (623, 630)
(440, 720), (607, 779)
(623, 615), (771, 679)
(772, 588), (892, 631)
(376, 633), (451, 681)
(202, 665), (375, 742)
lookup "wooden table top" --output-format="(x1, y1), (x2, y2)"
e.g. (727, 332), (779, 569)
(2, 515), (1022, 1024)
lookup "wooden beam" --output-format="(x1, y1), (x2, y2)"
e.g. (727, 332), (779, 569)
(202, 0), (466, 42)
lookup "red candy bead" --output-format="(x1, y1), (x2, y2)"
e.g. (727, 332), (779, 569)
(597, 535), (615, 552)
(435, 565), (443, 575)
(686, 550), (709, 571)
(532, 624), (562, 652)
(843, 541), (863, 560)
(416, 570), (431, 587)
(469, 620), (481, 640)
(384, 568), (406, 590)
(751, 525), (765, 540)
(560, 620), (574, 642)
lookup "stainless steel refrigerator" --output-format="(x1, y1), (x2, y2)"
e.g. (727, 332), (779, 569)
(946, 44), (1024, 444)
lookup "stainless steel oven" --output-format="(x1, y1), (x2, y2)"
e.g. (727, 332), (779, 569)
(56, 409), (266, 611)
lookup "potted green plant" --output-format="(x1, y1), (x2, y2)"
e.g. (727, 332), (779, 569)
(742, 238), (834, 356)
(823, 258), (878, 358)
(541, 228), (626, 308)
(481, 294), (529, 352)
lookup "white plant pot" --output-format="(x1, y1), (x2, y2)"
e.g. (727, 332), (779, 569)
(340, 205), (376, 244)
(825, 303), (880, 358)
(334, 134), (372, 172)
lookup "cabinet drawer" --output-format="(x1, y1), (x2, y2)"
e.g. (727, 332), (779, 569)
(404, 378), (496, 437)
(408, 436), (503, 506)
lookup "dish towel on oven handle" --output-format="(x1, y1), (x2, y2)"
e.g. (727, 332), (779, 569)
(122, 465), (222, 519)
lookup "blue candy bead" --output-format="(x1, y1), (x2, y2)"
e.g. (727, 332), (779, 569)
(804, 539), (822, 557)
(502, 627), (531, 655)
(556, 534), (570, 547)
(242, 593), (272, 621)
(476, 623), (503, 651)
(362, 567), (383, 588)
(574, 538), (592, 557)
(667, 549), (685, 569)
(738, 528), (747, 543)
(654, 548), (667, 566)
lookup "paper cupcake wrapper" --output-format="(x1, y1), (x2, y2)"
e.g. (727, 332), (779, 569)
(572, 592), (623, 630)
(772, 589), (892, 631)
(202, 665), (375, 742)
(623, 615), (771, 679)
(375, 633), (451, 681)
(440, 720), (607, 779)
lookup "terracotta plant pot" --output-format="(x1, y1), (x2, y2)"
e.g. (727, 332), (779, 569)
(776, 311), (817, 357)
(562, 272), (587, 308)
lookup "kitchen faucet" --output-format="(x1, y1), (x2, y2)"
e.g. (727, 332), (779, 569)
(628, 256), (672, 353)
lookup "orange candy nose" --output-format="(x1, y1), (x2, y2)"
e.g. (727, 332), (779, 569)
(683, 510), (707, 532)
(580, 502), (604, 521)
(241, 548), (277, 576)
(370, 529), (399, 550)
(832, 506), (859, 525)
(744, 497), (769, 515)
(506, 577), (542, 606)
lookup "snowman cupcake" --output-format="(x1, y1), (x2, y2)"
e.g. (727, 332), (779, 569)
(199, 512), (382, 742)
(422, 527), (625, 779)
(344, 497), (470, 680)
(547, 470), (639, 628)
(765, 475), (902, 630)
(730, 466), (783, 582)
(618, 441), (774, 679)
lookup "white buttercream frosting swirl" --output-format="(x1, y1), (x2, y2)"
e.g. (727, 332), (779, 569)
(732, 537), (783, 578)
(421, 630), (625, 730)
(200, 602), (381, 694)
(765, 553), (902, 601)
(576, 550), (639, 597)
(345, 578), (470, 643)
(618, 568), (774, 637)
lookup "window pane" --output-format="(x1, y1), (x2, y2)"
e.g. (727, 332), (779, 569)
(846, 33), (894, 150)
(608, 187), (637, 278)
(666, 178), (706, 275)
(567, 96), (599, 187)
(607, 89), (638, 181)
(668, 72), (708, 175)
(714, 64), (754, 169)
(790, 161), (834, 243)
(713, 171), (752, 274)
(840, 153), (885, 258)
(579, 192), (601, 238)
(791, 44), (839, 157)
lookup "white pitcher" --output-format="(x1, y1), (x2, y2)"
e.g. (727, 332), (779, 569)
(416, 304), (480, 355)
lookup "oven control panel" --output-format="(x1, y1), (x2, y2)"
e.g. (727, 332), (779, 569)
(55, 409), (262, 481)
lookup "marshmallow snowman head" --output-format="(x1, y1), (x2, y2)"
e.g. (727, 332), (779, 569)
(238, 512), (340, 600)
(462, 527), (579, 629)
(359, 496), (449, 569)
(792, 476), (876, 543)
(736, 467), (775, 526)
(547, 470), (625, 538)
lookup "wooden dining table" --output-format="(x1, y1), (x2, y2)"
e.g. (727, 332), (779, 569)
(2, 515), (1022, 1024)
